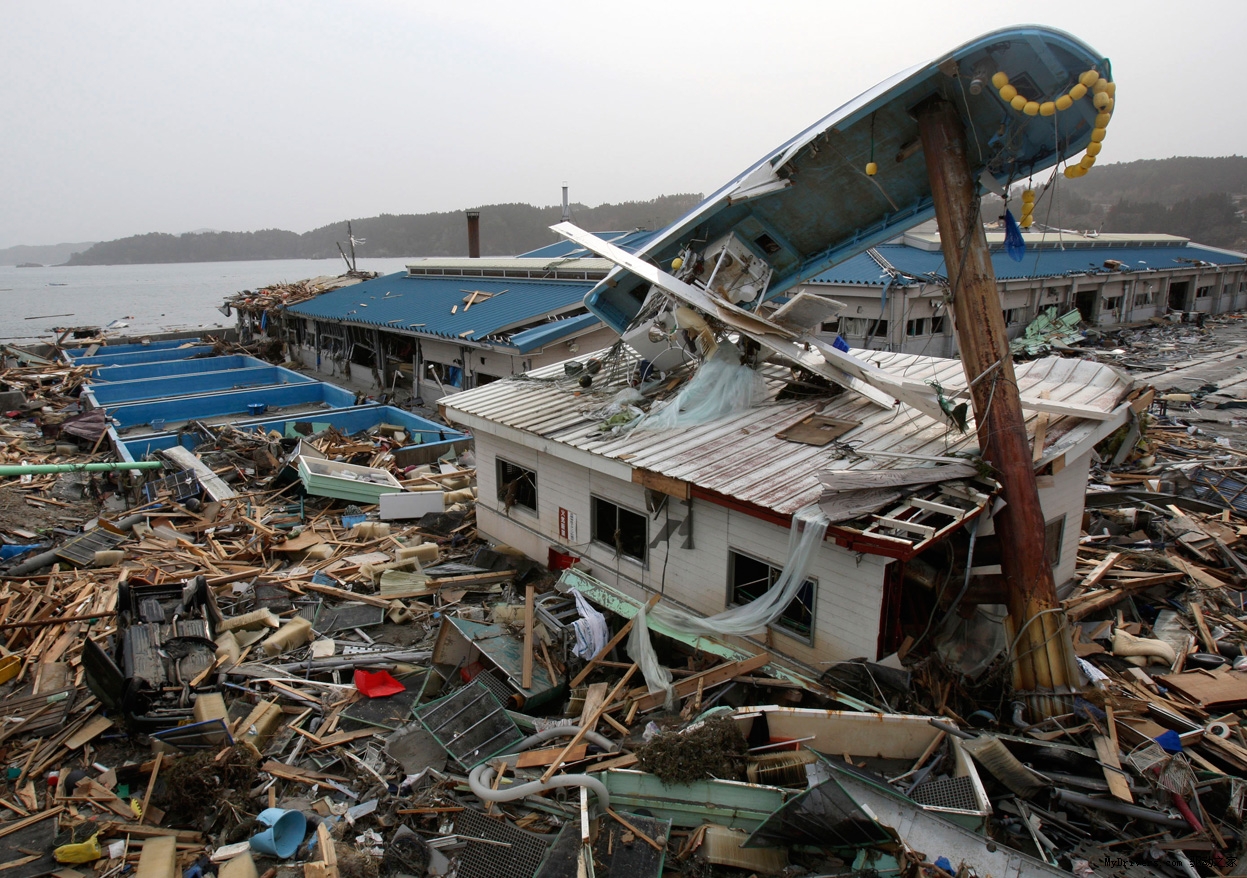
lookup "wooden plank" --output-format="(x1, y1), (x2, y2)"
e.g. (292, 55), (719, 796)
(540, 665), (638, 784)
(162, 446), (237, 501)
(515, 744), (589, 769)
(631, 467), (691, 500)
(1167, 554), (1226, 590)
(1093, 735), (1133, 803)
(1190, 602), (1219, 654)
(579, 682), (609, 732)
(522, 584), (535, 691)
(621, 652), (771, 714)
(1079, 552), (1122, 590)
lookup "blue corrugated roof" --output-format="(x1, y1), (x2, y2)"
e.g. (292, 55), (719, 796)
(287, 272), (597, 350)
(809, 242), (1246, 287)
(519, 229), (659, 259)
(510, 311), (601, 353)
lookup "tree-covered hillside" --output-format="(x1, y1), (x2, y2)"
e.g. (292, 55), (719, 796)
(63, 195), (704, 265)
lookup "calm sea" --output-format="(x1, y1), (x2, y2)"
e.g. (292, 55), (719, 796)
(0, 258), (420, 344)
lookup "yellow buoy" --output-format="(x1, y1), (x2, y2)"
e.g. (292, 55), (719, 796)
(1079, 70), (1101, 88)
(1093, 91), (1111, 110)
(1040, 101), (1056, 116)
(865, 162), (878, 176)
(1011, 95), (1028, 111)
(1089, 127), (1107, 142)
(1064, 166), (1080, 179)
(992, 71), (1010, 89)
(1020, 215), (1033, 229)
(1055, 94), (1074, 111)
(1095, 112), (1112, 128)
(1105, 98), (1115, 112)
(1105, 81), (1116, 97)
(1023, 100), (1040, 116)
(1092, 79), (1110, 94)
(1080, 154), (1096, 169)
(1086, 141), (1102, 156)
(1069, 83), (1088, 101)
(999, 84), (1018, 101)
(1022, 189), (1036, 202)
(671, 257), (683, 271)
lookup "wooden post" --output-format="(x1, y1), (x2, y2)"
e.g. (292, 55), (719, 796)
(916, 98), (1079, 717)
(522, 583), (535, 691)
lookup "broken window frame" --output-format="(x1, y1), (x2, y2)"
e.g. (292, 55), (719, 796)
(590, 496), (648, 564)
(906, 317), (928, 337)
(727, 549), (817, 643)
(496, 458), (537, 514)
(1196, 285), (1212, 299)
(1045, 515), (1065, 567)
(425, 361), (463, 388)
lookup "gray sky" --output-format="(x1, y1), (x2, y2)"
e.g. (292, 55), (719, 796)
(3, 0), (1242, 248)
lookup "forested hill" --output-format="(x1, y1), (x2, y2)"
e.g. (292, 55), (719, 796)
(62, 195), (704, 266)
(1055, 156), (1247, 250)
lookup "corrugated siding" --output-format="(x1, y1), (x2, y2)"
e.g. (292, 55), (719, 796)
(474, 431), (888, 665)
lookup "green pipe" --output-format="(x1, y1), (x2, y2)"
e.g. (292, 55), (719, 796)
(0, 461), (165, 476)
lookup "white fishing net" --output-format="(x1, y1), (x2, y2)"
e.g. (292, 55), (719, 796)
(630, 345), (768, 431)
(627, 506), (830, 706)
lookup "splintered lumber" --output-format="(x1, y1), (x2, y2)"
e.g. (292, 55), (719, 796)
(304, 822), (339, 878)
(261, 760), (350, 786)
(522, 583), (535, 691)
(540, 664), (638, 784)
(619, 652), (771, 714)
(0, 806), (63, 840)
(1093, 735), (1133, 803)
(1189, 602), (1219, 654)
(162, 446), (237, 501)
(569, 594), (662, 689)
(606, 807), (664, 851)
(1079, 552), (1122, 590)
(299, 582), (392, 608)
(515, 744), (589, 769)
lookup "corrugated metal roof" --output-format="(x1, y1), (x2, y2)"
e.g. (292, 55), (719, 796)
(403, 257), (615, 276)
(519, 229), (659, 260)
(809, 242), (1247, 287)
(287, 272), (597, 350)
(442, 347), (1129, 516)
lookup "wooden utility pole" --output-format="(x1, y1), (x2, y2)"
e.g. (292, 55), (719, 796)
(916, 98), (1080, 718)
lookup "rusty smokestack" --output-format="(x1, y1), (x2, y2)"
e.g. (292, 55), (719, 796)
(466, 210), (481, 259)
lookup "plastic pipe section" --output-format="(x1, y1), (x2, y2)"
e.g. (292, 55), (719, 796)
(1053, 788), (1189, 828)
(0, 461), (164, 476)
(468, 726), (614, 811)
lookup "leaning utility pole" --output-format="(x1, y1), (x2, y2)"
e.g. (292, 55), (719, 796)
(916, 98), (1080, 718)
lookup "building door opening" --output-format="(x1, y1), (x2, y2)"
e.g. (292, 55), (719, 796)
(1168, 281), (1189, 312)
(1074, 288), (1096, 323)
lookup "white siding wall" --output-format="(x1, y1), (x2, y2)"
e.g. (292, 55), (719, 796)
(474, 432), (889, 667)
(975, 448), (1090, 586)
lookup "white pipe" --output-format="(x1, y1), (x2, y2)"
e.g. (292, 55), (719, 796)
(467, 726), (614, 810)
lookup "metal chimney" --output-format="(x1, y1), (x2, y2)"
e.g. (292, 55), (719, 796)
(561, 185), (570, 223)
(466, 210), (480, 258)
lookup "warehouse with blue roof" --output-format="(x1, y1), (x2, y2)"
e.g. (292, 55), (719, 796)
(796, 221), (1247, 357)
(271, 228), (656, 403)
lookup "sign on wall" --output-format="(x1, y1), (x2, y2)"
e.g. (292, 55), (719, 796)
(558, 507), (578, 542)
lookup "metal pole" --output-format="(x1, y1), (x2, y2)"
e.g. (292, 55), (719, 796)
(0, 461), (163, 476)
(916, 98), (1079, 716)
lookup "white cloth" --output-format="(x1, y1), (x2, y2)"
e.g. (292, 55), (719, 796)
(570, 588), (609, 661)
